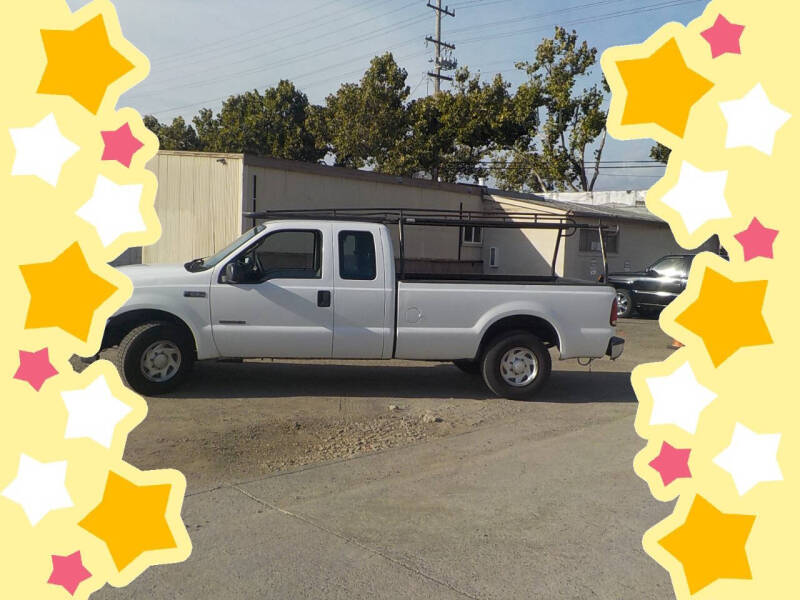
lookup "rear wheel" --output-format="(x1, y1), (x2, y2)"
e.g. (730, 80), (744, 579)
(114, 322), (194, 396)
(452, 359), (481, 375)
(481, 332), (551, 400)
(615, 289), (633, 318)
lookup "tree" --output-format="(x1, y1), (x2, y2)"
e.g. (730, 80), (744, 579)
(143, 115), (201, 151)
(382, 68), (524, 182)
(315, 53), (410, 169)
(492, 27), (608, 192)
(196, 81), (324, 161)
(650, 142), (671, 164)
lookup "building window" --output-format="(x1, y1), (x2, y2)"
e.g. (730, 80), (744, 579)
(339, 231), (377, 280)
(463, 226), (483, 245)
(579, 228), (619, 254)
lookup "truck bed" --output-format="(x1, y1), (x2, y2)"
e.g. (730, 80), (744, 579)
(399, 273), (601, 286)
(393, 278), (616, 362)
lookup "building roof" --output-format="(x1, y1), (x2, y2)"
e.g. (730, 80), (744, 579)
(155, 150), (485, 197)
(154, 151), (659, 220)
(485, 188), (663, 223)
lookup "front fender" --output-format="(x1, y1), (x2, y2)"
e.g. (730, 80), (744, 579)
(111, 292), (218, 360)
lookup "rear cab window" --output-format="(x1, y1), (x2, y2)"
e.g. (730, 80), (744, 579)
(338, 231), (376, 281)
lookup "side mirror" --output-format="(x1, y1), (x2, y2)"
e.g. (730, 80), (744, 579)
(221, 262), (243, 284)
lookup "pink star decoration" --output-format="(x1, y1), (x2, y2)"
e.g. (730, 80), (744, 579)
(101, 123), (144, 168)
(47, 551), (91, 595)
(701, 14), (745, 59)
(649, 442), (692, 486)
(13, 348), (58, 391)
(734, 217), (779, 261)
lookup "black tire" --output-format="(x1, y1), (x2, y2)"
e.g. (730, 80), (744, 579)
(452, 359), (481, 375)
(481, 331), (551, 400)
(615, 289), (634, 319)
(114, 322), (194, 396)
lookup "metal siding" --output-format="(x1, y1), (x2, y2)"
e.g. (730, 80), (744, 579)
(143, 154), (244, 264)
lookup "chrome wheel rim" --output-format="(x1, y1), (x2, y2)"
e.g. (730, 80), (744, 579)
(616, 291), (629, 316)
(499, 347), (538, 387)
(140, 341), (182, 383)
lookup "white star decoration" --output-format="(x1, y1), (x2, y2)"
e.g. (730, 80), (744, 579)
(1, 454), (73, 525)
(76, 174), (146, 247)
(646, 361), (716, 434)
(61, 375), (132, 448)
(9, 113), (79, 186)
(720, 84), (791, 155)
(660, 161), (731, 234)
(714, 423), (783, 495)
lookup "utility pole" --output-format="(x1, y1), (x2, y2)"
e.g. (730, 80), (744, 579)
(426, 1), (456, 94)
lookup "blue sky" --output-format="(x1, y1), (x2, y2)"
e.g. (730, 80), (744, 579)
(68, 0), (707, 190)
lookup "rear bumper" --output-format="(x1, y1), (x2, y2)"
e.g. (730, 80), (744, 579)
(606, 336), (625, 360)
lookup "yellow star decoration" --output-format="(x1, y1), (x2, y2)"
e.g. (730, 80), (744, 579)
(616, 38), (713, 137)
(38, 15), (134, 114)
(659, 496), (755, 594)
(79, 471), (177, 571)
(676, 268), (772, 367)
(19, 242), (117, 342)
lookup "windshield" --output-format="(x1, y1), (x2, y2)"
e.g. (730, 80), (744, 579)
(185, 225), (266, 272)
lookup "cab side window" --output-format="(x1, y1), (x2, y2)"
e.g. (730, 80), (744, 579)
(231, 230), (321, 283)
(339, 231), (376, 281)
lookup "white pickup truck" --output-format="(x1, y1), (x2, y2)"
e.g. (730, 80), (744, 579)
(102, 210), (623, 399)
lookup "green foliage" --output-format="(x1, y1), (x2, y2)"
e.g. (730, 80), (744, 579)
(492, 27), (608, 192)
(650, 142), (671, 164)
(143, 115), (201, 151)
(144, 81), (323, 161)
(382, 68), (524, 182)
(314, 53), (410, 169)
(197, 81), (323, 161)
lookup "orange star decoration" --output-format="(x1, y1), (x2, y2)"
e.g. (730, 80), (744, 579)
(38, 15), (134, 114)
(79, 471), (177, 571)
(660, 496), (755, 594)
(19, 243), (117, 342)
(616, 38), (714, 137)
(676, 267), (772, 366)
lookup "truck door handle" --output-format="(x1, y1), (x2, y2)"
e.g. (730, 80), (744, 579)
(317, 290), (331, 308)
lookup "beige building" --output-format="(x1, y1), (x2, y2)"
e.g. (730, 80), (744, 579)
(121, 150), (717, 279)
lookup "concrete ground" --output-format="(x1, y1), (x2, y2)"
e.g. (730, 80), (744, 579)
(96, 318), (677, 599)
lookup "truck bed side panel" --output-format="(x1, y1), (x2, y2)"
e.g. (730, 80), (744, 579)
(394, 282), (615, 360)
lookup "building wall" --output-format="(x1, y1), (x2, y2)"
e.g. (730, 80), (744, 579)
(540, 190), (647, 207)
(563, 218), (719, 281)
(482, 196), (568, 277)
(142, 152), (245, 264)
(243, 157), (485, 272)
(484, 193), (716, 281)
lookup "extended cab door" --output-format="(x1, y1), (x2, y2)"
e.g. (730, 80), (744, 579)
(332, 225), (391, 358)
(209, 224), (334, 358)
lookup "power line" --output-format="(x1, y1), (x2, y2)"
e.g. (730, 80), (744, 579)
(151, 0), (377, 67)
(141, 0), (701, 117)
(454, 0), (703, 44)
(129, 11), (427, 99)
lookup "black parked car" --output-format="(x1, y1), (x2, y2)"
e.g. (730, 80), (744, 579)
(607, 254), (697, 318)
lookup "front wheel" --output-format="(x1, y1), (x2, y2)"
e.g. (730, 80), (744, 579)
(114, 322), (194, 396)
(481, 332), (551, 400)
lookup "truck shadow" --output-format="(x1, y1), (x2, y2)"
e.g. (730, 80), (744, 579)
(166, 361), (636, 403)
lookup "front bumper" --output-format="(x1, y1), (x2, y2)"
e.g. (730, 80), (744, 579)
(606, 336), (625, 361)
